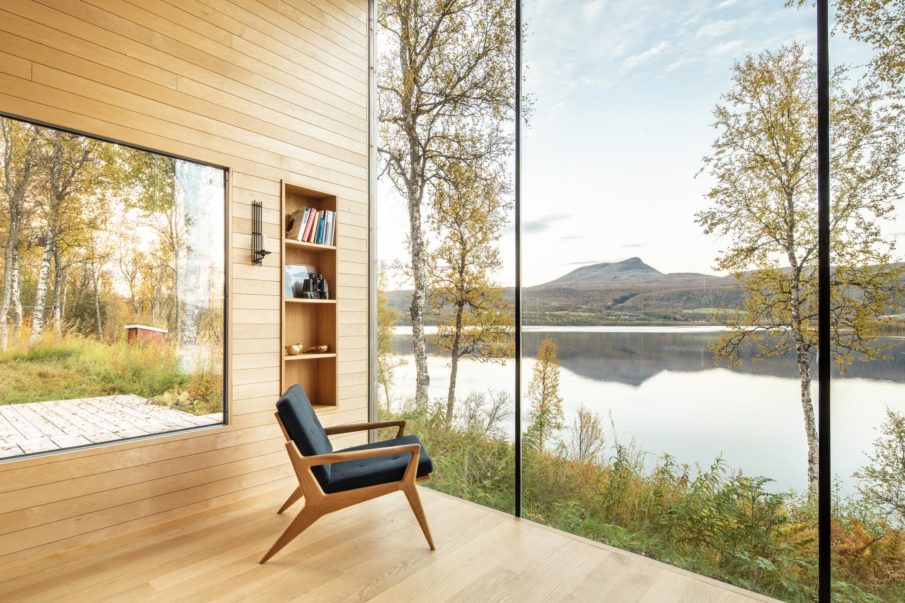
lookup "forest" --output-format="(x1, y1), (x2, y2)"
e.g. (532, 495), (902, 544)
(0, 116), (225, 416)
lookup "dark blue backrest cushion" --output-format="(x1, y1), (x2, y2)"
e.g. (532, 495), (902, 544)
(276, 384), (333, 483)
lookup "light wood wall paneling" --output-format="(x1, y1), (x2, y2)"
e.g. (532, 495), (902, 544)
(0, 0), (369, 562)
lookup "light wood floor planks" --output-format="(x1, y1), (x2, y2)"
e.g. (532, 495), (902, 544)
(0, 486), (779, 602)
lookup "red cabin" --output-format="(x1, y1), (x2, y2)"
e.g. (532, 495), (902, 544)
(124, 324), (168, 345)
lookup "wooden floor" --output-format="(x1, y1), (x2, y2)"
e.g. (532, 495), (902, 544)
(0, 395), (222, 458)
(0, 486), (778, 602)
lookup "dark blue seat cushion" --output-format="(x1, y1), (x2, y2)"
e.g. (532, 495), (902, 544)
(323, 435), (433, 494)
(276, 385), (333, 484)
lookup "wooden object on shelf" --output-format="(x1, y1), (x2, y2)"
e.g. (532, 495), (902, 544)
(280, 181), (338, 407)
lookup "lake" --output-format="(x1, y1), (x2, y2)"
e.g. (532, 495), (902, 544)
(388, 326), (905, 495)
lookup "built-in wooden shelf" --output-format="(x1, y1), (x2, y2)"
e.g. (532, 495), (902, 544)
(281, 180), (339, 408)
(284, 239), (336, 252)
(284, 353), (337, 361)
(285, 298), (335, 304)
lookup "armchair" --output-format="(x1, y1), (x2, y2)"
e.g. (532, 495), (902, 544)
(260, 385), (436, 563)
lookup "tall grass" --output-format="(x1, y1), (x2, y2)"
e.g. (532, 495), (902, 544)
(0, 333), (221, 414)
(387, 401), (905, 603)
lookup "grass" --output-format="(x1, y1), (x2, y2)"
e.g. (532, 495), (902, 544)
(385, 401), (905, 603)
(0, 333), (222, 415)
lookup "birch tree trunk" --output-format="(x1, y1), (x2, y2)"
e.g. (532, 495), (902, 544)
(446, 303), (464, 422)
(91, 261), (103, 338)
(10, 252), (23, 332)
(404, 123), (430, 407)
(798, 348), (818, 500)
(0, 219), (19, 352)
(30, 232), (55, 345)
(52, 247), (64, 337)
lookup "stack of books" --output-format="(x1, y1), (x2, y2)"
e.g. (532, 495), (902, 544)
(285, 207), (336, 245)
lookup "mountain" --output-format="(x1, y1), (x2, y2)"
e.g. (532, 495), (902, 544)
(386, 258), (745, 326)
(539, 257), (663, 288)
(523, 258), (742, 325)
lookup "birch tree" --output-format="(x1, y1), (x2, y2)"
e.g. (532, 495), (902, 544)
(696, 44), (904, 499)
(378, 0), (515, 407)
(428, 161), (512, 421)
(791, 0), (904, 94)
(0, 118), (41, 351)
(30, 130), (109, 344)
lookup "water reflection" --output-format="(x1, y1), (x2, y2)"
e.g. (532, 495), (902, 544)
(389, 327), (905, 493)
(393, 327), (905, 386)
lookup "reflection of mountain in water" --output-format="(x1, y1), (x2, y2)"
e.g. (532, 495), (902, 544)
(392, 330), (905, 387)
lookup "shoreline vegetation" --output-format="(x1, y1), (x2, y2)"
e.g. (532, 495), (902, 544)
(380, 384), (905, 603)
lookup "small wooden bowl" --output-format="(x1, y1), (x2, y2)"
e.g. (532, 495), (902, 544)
(285, 343), (303, 356)
(303, 345), (329, 354)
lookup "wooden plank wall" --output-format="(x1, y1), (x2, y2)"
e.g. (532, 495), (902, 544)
(0, 0), (370, 563)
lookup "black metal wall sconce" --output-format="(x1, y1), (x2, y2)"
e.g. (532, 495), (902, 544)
(252, 200), (272, 266)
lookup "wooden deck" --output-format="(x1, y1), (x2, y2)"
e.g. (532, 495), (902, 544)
(0, 395), (221, 459)
(0, 486), (778, 602)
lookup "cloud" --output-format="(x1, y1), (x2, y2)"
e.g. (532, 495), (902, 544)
(711, 39), (745, 57)
(581, 0), (607, 21)
(622, 41), (669, 71)
(696, 20), (737, 38)
(523, 213), (572, 234)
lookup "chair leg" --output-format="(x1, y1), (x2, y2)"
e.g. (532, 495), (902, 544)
(277, 486), (303, 514)
(260, 504), (321, 564)
(403, 485), (436, 551)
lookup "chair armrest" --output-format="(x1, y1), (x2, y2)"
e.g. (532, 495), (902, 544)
(324, 419), (406, 438)
(305, 443), (420, 467)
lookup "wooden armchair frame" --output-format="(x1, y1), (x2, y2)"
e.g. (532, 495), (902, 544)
(260, 414), (435, 563)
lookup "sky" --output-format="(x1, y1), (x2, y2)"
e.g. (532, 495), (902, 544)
(377, 0), (897, 288)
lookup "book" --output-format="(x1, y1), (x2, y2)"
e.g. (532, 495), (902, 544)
(302, 208), (317, 242)
(325, 210), (335, 245)
(297, 208), (313, 241)
(314, 211), (325, 244)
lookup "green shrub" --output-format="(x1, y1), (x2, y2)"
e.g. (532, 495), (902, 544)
(383, 399), (904, 603)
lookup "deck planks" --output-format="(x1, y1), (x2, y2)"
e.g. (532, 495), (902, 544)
(0, 396), (221, 458)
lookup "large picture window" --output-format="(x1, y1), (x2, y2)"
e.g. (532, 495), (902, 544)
(374, 0), (903, 600)
(0, 114), (227, 459)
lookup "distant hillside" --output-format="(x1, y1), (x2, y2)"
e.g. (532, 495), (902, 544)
(385, 257), (905, 326)
(387, 258), (745, 326)
(524, 257), (743, 325)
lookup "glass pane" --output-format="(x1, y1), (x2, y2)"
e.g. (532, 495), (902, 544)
(829, 3), (905, 600)
(521, 1), (821, 599)
(375, 1), (517, 511)
(0, 115), (226, 460)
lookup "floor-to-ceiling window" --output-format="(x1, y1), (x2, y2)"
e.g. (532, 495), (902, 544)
(828, 2), (905, 601)
(374, 0), (517, 512)
(374, 1), (903, 600)
(519, 1), (827, 599)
